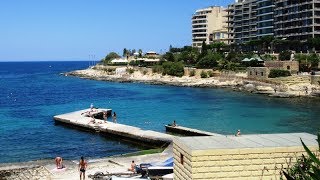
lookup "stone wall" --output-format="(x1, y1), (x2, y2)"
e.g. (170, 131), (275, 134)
(0, 166), (51, 179)
(173, 142), (318, 180)
(311, 75), (320, 86)
(247, 67), (269, 79)
(265, 61), (299, 74)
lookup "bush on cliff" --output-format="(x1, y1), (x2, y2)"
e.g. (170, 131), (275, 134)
(268, 69), (291, 78)
(103, 52), (121, 64)
(200, 70), (208, 78)
(152, 65), (164, 74)
(189, 69), (195, 77)
(162, 61), (184, 77)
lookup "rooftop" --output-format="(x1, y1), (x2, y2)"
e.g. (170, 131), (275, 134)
(175, 133), (317, 150)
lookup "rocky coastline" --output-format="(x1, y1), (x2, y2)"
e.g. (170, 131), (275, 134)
(65, 66), (320, 98)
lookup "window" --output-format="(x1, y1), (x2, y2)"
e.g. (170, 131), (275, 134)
(180, 153), (184, 165)
(250, 71), (252, 75)
(261, 72), (264, 76)
(287, 66), (290, 70)
(256, 72), (258, 75)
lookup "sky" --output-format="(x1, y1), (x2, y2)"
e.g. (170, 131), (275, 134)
(0, 0), (234, 61)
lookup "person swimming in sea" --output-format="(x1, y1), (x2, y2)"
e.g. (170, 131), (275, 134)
(235, 129), (241, 136)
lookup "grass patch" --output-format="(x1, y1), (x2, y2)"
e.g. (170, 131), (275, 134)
(120, 148), (165, 157)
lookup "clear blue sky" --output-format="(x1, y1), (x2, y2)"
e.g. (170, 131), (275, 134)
(0, 0), (233, 61)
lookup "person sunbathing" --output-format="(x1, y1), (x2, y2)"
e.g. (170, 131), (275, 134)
(128, 160), (136, 172)
(55, 157), (63, 169)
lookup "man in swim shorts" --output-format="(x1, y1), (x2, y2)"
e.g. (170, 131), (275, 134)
(79, 156), (88, 180)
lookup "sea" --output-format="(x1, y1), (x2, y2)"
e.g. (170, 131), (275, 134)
(0, 61), (319, 163)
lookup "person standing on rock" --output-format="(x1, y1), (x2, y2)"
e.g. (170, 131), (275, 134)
(79, 156), (88, 180)
(113, 112), (117, 123)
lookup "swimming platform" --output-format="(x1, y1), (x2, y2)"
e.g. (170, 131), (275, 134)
(54, 109), (317, 150)
(54, 109), (174, 147)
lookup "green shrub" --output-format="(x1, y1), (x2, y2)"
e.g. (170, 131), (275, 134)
(104, 68), (114, 73)
(126, 68), (134, 74)
(200, 70), (208, 78)
(162, 61), (185, 77)
(279, 51), (291, 61)
(196, 52), (220, 68)
(129, 60), (139, 66)
(189, 70), (195, 77)
(207, 70), (214, 77)
(152, 65), (163, 73)
(107, 62), (128, 66)
(261, 54), (277, 61)
(283, 132), (320, 179)
(268, 69), (291, 78)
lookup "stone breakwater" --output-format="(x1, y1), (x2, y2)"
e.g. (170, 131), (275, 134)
(65, 66), (320, 98)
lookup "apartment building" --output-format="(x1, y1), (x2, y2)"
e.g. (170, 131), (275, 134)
(192, 6), (227, 47)
(225, 0), (320, 44)
(256, 0), (274, 37)
(225, 0), (257, 44)
(274, 0), (320, 41)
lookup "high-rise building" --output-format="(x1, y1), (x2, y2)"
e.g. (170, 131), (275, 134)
(226, 0), (320, 45)
(274, 0), (320, 41)
(225, 0), (257, 44)
(256, 0), (274, 37)
(192, 6), (227, 48)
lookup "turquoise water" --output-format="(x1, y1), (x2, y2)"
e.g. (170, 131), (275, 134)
(0, 61), (319, 163)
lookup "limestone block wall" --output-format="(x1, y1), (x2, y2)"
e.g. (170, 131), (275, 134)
(311, 75), (320, 86)
(173, 143), (318, 180)
(265, 61), (299, 74)
(247, 67), (269, 79)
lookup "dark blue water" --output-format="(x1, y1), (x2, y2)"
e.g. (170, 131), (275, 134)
(0, 61), (319, 163)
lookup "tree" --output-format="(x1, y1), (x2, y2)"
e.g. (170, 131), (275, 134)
(161, 61), (185, 77)
(201, 41), (208, 55)
(162, 52), (175, 62)
(123, 48), (127, 57)
(103, 52), (120, 63)
(209, 42), (227, 52)
(307, 53), (320, 69)
(279, 51), (291, 61)
(307, 37), (320, 51)
(138, 49), (143, 58)
(196, 52), (221, 68)
(260, 35), (274, 53)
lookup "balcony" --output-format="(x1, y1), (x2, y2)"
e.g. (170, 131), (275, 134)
(256, 11), (274, 17)
(256, 4), (275, 11)
(192, 31), (207, 35)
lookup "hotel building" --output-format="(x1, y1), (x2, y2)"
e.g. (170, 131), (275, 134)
(225, 0), (320, 44)
(192, 6), (228, 47)
(225, 0), (257, 44)
(274, 0), (320, 41)
(256, 0), (274, 37)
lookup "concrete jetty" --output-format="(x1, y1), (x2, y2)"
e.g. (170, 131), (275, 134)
(165, 125), (224, 137)
(54, 109), (173, 147)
